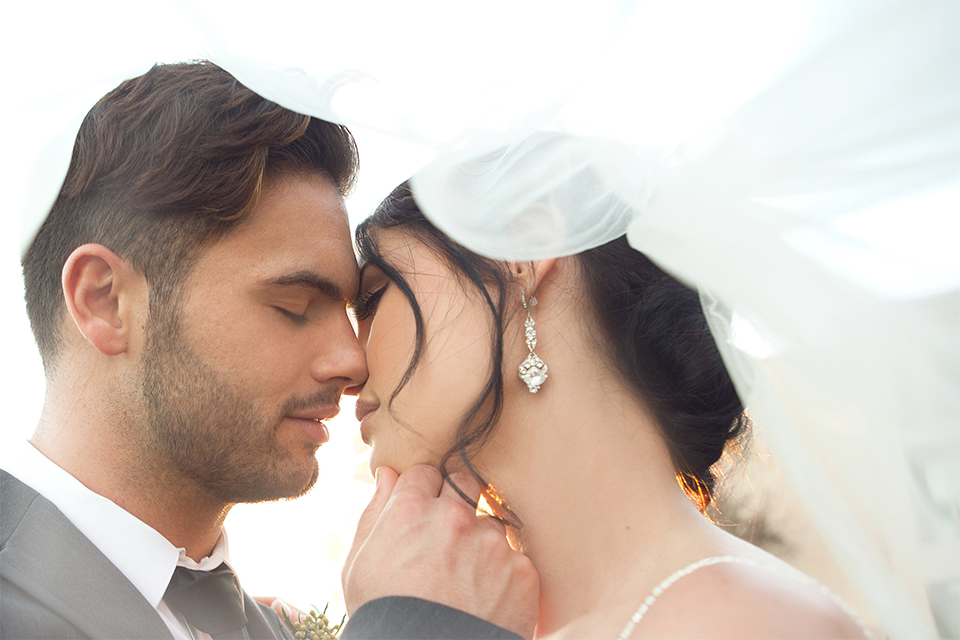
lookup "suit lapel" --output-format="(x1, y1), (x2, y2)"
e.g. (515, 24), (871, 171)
(1, 472), (174, 639)
(243, 592), (294, 640)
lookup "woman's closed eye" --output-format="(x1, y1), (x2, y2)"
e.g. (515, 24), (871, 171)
(352, 286), (387, 321)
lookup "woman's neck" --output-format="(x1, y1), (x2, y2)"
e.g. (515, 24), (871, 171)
(479, 368), (720, 636)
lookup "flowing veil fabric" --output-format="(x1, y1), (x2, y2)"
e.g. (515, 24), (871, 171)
(4, 1), (957, 637)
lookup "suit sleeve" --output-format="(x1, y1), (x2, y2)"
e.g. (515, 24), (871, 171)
(340, 597), (522, 640)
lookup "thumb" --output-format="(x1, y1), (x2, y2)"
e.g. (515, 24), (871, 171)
(344, 466), (398, 567)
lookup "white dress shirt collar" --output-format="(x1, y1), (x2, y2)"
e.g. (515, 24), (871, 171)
(1, 439), (232, 609)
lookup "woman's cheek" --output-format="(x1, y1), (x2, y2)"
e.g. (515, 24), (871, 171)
(366, 297), (417, 388)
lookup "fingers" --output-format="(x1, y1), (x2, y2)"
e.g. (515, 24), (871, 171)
(359, 467), (399, 538)
(342, 462), (540, 636)
(375, 465), (400, 493)
(392, 463), (443, 497)
(393, 467), (485, 513)
(344, 466), (399, 571)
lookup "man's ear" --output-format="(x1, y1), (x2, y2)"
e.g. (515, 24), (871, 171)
(61, 244), (145, 356)
(508, 258), (559, 300)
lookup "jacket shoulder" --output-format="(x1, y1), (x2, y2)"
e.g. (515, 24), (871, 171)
(0, 470), (174, 639)
(1, 470), (39, 547)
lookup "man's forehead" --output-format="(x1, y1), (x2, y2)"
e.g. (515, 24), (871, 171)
(189, 173), (359, 292)
(244, 175), (350, 241)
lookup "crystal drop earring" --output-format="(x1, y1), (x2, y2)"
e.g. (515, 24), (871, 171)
(518, 291), (548, 393)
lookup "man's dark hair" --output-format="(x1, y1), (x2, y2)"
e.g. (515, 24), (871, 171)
(22, 61), (358, 372)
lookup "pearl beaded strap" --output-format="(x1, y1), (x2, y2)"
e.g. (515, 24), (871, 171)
(617, 555), (874, 640)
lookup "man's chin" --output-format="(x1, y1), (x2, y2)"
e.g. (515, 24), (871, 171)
(225, 460), (320, 504)
(282, 463), (320, 501)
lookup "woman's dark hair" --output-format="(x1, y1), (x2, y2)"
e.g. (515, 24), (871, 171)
(356, 181), (748, 516)
(577, 239), (749, 509)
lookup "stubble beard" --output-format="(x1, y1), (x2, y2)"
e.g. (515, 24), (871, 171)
(139, 305), (326, 504)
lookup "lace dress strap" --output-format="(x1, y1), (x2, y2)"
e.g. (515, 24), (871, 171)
(616, 555), (874, 640)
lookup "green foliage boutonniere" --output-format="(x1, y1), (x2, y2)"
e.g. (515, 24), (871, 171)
(282, 604), (345, 640)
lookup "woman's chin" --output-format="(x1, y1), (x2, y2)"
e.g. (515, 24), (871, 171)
(368, 450), (447, 478)
(367, 450), (405, 476)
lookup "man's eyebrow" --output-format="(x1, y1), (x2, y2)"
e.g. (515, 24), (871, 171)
(262, 271), (347, 301)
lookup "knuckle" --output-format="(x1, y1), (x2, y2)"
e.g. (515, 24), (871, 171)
(391, 492), (429, 522)
(442, 501), (479, 534)
(477, 524), (508, 548)
(502, 553), (538, 586)
(393, 464), (442, 494)
(516, 557), (540, 588)
(408, 464), (443, 484)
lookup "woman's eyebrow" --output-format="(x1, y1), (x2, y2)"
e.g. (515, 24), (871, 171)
(261, 270), (347, 301)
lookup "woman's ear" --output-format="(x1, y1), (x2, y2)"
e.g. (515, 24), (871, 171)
(61, 244), (145, 357)
(508, 258), (558, 299)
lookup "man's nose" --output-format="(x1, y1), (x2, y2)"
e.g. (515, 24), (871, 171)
(312, 311), (368, 392)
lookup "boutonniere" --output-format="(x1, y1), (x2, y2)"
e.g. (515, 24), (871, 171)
(282, 604), (345, 640)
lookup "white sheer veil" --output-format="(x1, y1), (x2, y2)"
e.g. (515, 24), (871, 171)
(6, 1), (957, 637)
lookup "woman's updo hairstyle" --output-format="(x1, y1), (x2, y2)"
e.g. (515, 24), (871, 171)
(357, 181), (747, 515)
(578, 239), (749, 509)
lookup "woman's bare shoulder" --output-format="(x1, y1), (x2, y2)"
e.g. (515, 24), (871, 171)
(632, 560), (869, 639)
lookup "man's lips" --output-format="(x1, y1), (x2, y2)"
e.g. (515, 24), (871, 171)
(289, 405), (341, 423)
(287, 406), (341, 445)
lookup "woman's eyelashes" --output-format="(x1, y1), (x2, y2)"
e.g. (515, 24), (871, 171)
(352, 285), (388, 321)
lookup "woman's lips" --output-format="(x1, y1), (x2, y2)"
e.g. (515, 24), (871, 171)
(355, 399), (380, 445)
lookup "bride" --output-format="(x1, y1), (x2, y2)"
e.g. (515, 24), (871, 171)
(348, 179), (871, 639)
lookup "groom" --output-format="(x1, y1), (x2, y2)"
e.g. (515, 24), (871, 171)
(0, 61), (537, 639)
